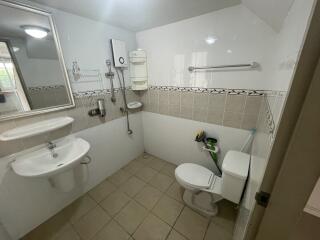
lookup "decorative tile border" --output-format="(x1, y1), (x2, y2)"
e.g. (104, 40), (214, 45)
(149, 85), (265, 96)
(72, 87), (132, 98)
(27, 85), (66, 92)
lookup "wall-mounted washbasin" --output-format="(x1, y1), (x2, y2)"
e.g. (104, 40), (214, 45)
(11, 137), (91, 192)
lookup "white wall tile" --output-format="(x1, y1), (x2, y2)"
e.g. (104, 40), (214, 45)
(142, 112), (250, 174)
(136, 5), (276, 90)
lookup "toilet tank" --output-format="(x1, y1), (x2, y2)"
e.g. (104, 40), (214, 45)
(221, 151), (250, 204)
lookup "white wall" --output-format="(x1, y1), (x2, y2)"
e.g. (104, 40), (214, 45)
(142, 112), (250, 174)
(242, 0), (295, 32)
(266, 0), (315, 91)
(136, 1), (314, 92)
(0, 223), (11, 240)
(136, 4), (276, 90)
(0, 114), (144, 239)
(52, 9), (137, 92)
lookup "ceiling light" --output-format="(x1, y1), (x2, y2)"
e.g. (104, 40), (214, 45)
(227, 49), (232, 54)
(205, 36), (217, 45)
(21, 25), (49, 39)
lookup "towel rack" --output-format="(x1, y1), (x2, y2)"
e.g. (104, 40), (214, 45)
(188, 62), (259, 72)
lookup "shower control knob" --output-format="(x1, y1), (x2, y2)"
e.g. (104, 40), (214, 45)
(119, 57), (125, 64)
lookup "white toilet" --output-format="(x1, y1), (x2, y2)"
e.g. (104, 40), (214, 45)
(175, 150), (250, 216)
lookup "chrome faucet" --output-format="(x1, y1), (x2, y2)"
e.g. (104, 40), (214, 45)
(47, 141), (58, 158)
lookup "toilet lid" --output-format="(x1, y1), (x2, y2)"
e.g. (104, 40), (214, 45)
(175, 163), (214, 189)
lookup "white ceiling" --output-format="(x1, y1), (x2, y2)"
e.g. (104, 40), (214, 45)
(29, 0), (241, 32)
(28, 0), (295, 32)
(242, 0), (295, 32)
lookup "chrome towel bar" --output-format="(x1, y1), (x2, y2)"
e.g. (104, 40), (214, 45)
(188, 62), (259, 72)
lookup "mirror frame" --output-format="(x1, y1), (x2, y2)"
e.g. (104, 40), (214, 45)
(0, 0), (75, 121)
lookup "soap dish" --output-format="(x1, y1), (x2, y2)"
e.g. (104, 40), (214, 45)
(127, 101), (143, 110)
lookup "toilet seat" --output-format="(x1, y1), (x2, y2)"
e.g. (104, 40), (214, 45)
(175, 163), (214, 189)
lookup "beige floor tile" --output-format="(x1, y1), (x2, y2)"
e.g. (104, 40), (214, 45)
(92, 220), (131, 240)
(119, 176), (146, 197)
(135, 166), (157, 182)
(88, 180), (117, 202)
(133, 214), (171, 240)
(134, 185), (163, 210)
(204, 222), (232, 240)
(22, 211), (70, 240)
(160, 162), (177, 178)
(167, 230), (188, 240)
(114, 200), (148, 234)
(135, 153), (152, 165)
(54, 225), (80, 240)
(73, 205), (111, 240)
(211, 200), (237, 233)
(108, 169), (131, 186)
(147, 157), (167, 171)
(174, 207), (209, 240)
(166, 182), (184, 203)
(100, 190), (131, 216)
(152, 195), (184, 226)
(122, 161), (144, 175)
(149, 173), (174, 192)
(62, 195), (97, 224)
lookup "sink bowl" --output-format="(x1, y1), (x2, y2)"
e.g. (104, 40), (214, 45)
(12, 137), (90, 178)
(11, 137), (91, 192)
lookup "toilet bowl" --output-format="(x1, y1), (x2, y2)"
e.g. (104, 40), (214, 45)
(175, 150), (250, 216)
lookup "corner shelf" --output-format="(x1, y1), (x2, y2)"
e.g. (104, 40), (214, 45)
(0, 117), (74, 141)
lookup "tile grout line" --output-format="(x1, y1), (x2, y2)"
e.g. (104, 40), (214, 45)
(203, 214), (213, 240)
(119, 156), (181, 238)
(166, 205), (194, 240)
(98, 157), (170, 238)
(68, 161), (145, 239)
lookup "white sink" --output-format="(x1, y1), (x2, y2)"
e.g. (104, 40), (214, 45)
(11, 137), (91, 192)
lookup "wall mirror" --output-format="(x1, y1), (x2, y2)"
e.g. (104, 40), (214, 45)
(0, 0), (74, 121)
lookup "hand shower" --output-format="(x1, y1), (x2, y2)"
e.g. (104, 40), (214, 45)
(116, 68), (133, 135)
(105, 60), (116, 103)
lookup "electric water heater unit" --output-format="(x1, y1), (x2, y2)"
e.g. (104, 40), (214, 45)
(110, 39), (128, 68)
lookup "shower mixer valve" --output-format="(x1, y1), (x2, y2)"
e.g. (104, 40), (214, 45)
(88, 99), (106, 117)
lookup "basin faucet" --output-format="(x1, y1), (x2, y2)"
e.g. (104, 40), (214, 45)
(47, 141), (56, 149)
(47, 141), (58, 158)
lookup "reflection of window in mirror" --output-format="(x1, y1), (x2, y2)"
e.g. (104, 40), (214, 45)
(0, 41), (31, 115)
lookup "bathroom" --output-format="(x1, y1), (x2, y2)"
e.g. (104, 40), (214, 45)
(0, 0), (317, 239)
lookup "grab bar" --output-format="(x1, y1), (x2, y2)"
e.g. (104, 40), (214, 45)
(188, 62), (259, 72)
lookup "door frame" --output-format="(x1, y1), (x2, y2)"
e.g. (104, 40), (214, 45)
(245, 0), (320, 239)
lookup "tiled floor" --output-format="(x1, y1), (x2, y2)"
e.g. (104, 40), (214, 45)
(22, 154), (237, 240)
